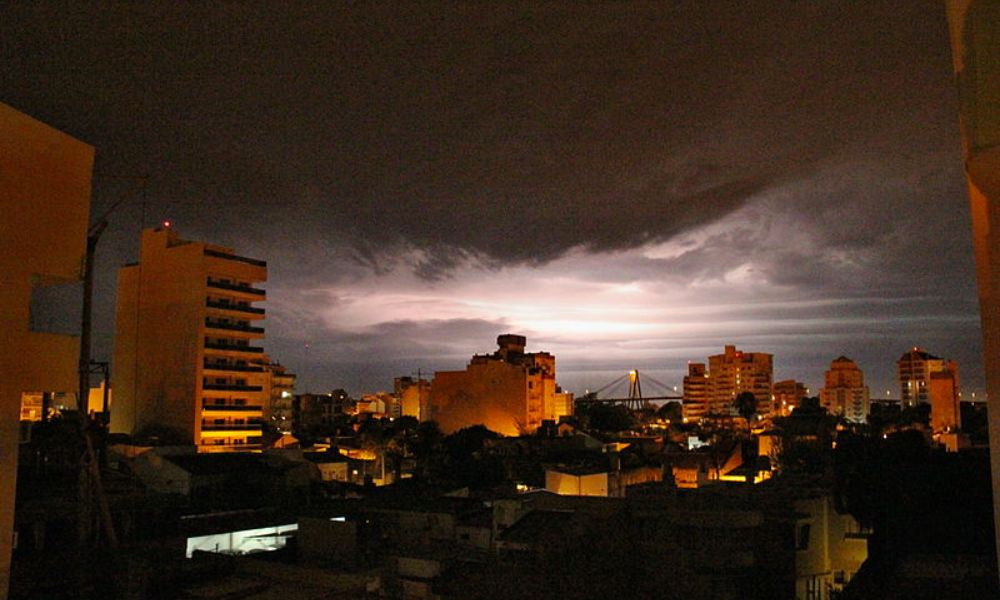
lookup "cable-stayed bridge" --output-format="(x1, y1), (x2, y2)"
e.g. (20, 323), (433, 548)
(574, 370), (682, 411)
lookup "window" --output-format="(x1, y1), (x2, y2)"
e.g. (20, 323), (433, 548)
(797, 524), (811, 550)
(234, 398), (246, 406)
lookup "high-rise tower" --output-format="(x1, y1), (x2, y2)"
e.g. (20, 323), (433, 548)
(820, 356), (869, 422)
(112, 226), (270, 451)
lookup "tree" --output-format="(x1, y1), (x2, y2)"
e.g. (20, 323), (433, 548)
(734, 391), (757, 423)
(657, 401), (683, 422)
(578, 403), (635, 432)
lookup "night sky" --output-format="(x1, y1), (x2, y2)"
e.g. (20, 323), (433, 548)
(2, 1), (983, 398)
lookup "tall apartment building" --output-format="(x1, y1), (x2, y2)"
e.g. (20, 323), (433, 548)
(819, 357), (869, 423)
(682, 363), (709, 421)
(707, 345), (774, 418)
(1, 102), (94, 599)
(430, 334), (571, 436)
(773, 379), (808, 418)
(897, 348), (954, 407)
(261, 361), (296, 433)
(112, 226), (271, 452)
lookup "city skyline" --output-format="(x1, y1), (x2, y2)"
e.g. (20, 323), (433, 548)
(0, 1), (984, 397)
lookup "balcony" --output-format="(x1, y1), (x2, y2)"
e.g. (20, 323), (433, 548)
(205, 300), (265, 315)
(202, 362), (265, 373)
(204, 248), (267, 268)
(202, 404), (264, 412)
(204, 319), (265, 334)
(204, 342), (264, 353)
(206, 279), (265, 296)
(203, 383), (263, 392)
(201, 423), (263, 431)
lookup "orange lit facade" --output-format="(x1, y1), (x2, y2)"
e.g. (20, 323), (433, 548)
(111, 227), (270, 451)
(707, 345), (774, 417)
(396, 376), (431, 420)
(945, 1), (1000, 569)
(819, 356), (869, 422)
(682, 362), (709, 421)
(896, 348), (953, 407)
(430, 334), (571, 436)
(930, 365), (961, 433)
(0, 102), (94, 599)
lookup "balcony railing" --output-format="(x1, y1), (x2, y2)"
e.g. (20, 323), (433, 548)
(206, 279), (265, 296)
(202, 362), (265, 373)
(203, 383), (264, 392)
(201, 424), (263, 431)
(204, 342), (264, 353)
(202, 404), (264, 412)
(204, 320), (265, 334)
(204, 248), (267, 268)
(205, 300), (265, 315)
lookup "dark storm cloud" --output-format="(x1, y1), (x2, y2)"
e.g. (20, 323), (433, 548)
(1, 1), (980, 393)
(1, 1), (957, 272)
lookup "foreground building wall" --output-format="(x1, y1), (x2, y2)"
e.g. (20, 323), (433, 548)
(0, 102), (93, 600)
(945, 0), (1000, 579)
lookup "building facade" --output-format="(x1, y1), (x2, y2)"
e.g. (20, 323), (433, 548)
(682, 362), (709, 421)
(430, 334), (570, 436)
(896, 348), (952, 407)
(930, 364), (961, 433)
(111, 227), (271, 452)
(261, 360), (296, 433)
(396, 376), (432, 421)
(707, 345), (774, 418)
(819, 357), (870, 423)
(0, 102), (94, 599)
(773, 380), (808, 418)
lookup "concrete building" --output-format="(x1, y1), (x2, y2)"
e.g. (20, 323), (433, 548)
(930, 365), (961, 434)
(430, 334), (570, 436)
(395, 376), (431, 421)
(945, 4), (1000, 569)
(896, 348), (955, 407)
(260, 360), (296, 432)
(111, 226), (269, 452)
(794, 494), (869, 599)
(819, 357), (870, 423)
(682, 362), (710, 421)
(0, 102), (94, 599)
(294, 390), (351, 432)
(707, 345), (774, 418)
(774, 379), (808, 418)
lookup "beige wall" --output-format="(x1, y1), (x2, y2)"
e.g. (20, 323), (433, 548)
(112, 228), (268, 450)
(945, 0), (1000, 573)
(545, 469), (610, 497)
(431, 362), (529, 436)
(0, 102), (93, 600)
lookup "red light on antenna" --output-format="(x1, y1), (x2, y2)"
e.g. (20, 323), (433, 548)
(162, 220), (172, 228)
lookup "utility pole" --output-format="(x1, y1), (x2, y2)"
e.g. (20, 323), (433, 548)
(74, 175), (144, 550)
